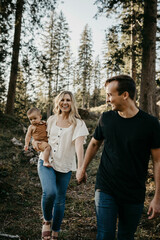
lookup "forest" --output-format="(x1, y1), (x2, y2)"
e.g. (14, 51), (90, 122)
(0, 0), (160, 239)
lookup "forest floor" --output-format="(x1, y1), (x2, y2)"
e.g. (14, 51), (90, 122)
(0, 111), (160, 240)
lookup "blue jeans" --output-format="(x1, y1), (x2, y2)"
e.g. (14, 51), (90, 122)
(38, 159), (72, 232)
(95, 191), (144, 240)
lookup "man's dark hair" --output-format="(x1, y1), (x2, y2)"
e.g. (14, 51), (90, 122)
(105, 75), (136, 100)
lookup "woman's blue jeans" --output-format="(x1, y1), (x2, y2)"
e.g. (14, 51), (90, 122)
(38, 159), (72, 232)
(95, 191), (144, 240)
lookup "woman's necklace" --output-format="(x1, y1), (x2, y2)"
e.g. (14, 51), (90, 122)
(56, 117), (71, 128)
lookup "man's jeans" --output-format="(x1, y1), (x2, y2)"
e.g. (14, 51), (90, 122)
(38, 159), (72, 232)
(95, 191), (144, 240)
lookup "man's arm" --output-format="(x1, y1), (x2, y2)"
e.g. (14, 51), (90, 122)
(24, 125), (32, 151)
(148, 148), (160, 219)
(76, 137), (103, 184)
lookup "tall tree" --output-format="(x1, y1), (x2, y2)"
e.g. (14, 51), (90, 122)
(5, 0), (24, 115)
(14, 66), (30, 120)
(120, 1), (143, 82)
(54, 11), (70, 93)
(0, 0), (15, 111)
(38, 11), (70, 97)
(40, 11), (58, 117)
(61, 44), (72, 90)
(4, 0), (58, 115)
(92, 55), (102, 107)
(95, 0), (158, 114)
(140, 0), (157, 116)
(77, 24), (93, 108)
(102, 27), (123, 78)
(95, 0), (143, 82)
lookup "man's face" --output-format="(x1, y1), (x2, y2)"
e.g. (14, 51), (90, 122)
(105, 81), (124, 111)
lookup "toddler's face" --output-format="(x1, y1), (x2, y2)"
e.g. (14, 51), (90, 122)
(28, 112), (42, 125)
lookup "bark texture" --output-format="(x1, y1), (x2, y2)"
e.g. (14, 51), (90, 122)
(140, 0), (157, 116)
(5, 0), (24, 115)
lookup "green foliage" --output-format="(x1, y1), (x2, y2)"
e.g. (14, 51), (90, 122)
(35, 10), (72, 118)
(14, 67), (32, 121)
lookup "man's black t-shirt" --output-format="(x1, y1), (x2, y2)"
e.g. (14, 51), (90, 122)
(94, 110), (160, 204)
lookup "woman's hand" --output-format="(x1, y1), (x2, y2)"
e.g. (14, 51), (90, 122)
(32, 140), (41, 151)
(76, 167), (87, 184)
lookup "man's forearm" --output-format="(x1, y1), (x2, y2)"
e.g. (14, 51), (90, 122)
(153, 160), (160, 200)
(82, 138), (102, 171)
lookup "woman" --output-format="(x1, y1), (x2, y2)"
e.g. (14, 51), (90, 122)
(37, 91), (89, 240)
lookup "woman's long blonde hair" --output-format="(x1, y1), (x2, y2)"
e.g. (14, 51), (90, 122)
(53, 91), (81, 128)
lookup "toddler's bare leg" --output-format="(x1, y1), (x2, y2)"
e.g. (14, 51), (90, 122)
(43, 145), (51, 167)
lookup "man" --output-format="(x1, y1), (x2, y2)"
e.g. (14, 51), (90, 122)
(76, 75), (160, 240)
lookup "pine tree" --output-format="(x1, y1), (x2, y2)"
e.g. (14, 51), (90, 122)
(39, 11), (58, 117)
(54, 11), (70, 92)
(61, 44), (73, 91)
(92, 55), (102, 107)
(102, 27), (123, 78)
(77, 24), (93, 108)
(5, 0), (24, 115)
(98, 0), (144, 82)
(140, 0), (157, 116)
(4, 0), (59, 115)
(14, 67), (31, 121)
(95, 0), (158, 114)
(0, 0), (15, 112)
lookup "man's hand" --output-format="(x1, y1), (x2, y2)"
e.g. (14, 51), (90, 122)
(148, 197), (160, 219)
(76, 167), (87, 184)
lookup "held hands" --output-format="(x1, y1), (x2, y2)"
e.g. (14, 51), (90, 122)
(76, 167), (87, 184)
(148, 197), (160, 219)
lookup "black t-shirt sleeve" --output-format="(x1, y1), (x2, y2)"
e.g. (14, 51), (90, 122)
(151, 118), (160, 149)
(93, 113), (104, 141)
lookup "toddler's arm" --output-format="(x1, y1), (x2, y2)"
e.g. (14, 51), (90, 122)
(24, 125), (32, 151)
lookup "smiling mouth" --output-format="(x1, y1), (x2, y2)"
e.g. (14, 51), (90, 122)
(62, 106), (70, 110)
(107, 103), (112, 107)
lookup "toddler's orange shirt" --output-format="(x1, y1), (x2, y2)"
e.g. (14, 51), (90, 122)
(32, 122), (48, 142)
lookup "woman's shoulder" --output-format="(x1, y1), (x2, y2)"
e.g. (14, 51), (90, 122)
(75, 118), (84, 125)
(47, 115), (56, 123)
(75, 118), (88, 131)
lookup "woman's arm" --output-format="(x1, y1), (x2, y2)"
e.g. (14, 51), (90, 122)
(75, 136), (85, 169)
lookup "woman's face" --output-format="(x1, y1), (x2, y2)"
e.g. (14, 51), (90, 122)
(59, 94), (72, 113)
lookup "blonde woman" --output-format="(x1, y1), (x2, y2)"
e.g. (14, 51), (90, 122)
(36, 91), (89, 240)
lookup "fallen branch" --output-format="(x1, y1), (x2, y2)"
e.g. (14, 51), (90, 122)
(0, 233), (21, 239)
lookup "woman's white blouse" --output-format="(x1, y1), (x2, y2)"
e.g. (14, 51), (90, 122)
(39, 115), (89, 173)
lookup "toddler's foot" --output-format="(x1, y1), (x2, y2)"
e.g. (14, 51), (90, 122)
(43, 162), (52, 168)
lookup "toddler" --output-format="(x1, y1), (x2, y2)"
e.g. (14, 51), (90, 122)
(24, 107), (51, 167)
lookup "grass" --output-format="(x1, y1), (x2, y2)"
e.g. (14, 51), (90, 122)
(0, 111), (160, 239)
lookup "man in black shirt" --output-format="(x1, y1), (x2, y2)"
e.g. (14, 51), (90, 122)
(76, 75), (160, 240)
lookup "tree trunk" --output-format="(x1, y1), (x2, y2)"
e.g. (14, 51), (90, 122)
(140, 0), (157, 116)
(130, 1), (137, 82)
(5, 0), (24, 115)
